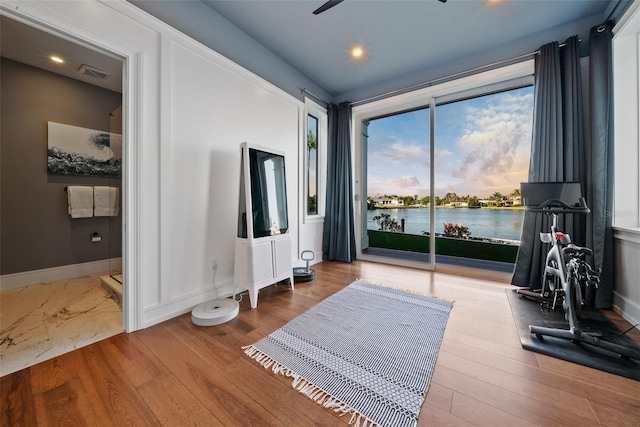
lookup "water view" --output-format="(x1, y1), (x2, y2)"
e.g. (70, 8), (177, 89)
(367, 207), (524, 242)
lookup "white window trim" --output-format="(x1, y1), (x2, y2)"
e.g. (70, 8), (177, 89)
(613, 2), (640, 233)
(302, 97), (327, 224)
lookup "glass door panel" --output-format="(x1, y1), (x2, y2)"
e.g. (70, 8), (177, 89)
(433, 87), (533, 269)
(363, 107), (432, 264)
(108, 105), (123, 283)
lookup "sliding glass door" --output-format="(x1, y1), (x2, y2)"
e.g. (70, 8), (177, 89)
(355, 65), (534, 271)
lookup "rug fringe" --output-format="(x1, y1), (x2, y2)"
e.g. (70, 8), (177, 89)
(242, 345), (379, 426)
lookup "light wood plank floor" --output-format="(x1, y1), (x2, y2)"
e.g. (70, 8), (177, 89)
(2, 260), (639, 426)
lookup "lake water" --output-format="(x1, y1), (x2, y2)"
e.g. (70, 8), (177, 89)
(367, 207), (524, 241)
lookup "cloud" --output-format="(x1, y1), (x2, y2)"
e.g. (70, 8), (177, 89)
(386, 175), (420, 187)
(369, 138), (429, 168)
(441, 90), (533, 196)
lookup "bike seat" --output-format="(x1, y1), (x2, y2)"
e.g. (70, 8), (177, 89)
(563, 244), (592, 257)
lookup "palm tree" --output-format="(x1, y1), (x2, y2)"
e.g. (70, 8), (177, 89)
(307, 130), (317, 150)
(443, 192), (458, 204)
(307, 130), (317, 213)
(491, 192), (504, 206)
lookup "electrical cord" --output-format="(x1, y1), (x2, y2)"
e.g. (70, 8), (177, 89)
(211, 262), (248, 303)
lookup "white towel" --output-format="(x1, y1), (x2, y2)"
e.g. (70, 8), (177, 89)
(67, 186), (94, 218)
(94, 186), (120, 217)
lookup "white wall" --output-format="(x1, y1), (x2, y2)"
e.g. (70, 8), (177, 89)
(612, 1), (640, 328)
(1, 0), (319, 331)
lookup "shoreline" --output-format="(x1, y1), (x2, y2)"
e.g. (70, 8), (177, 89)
(372, 205), (525, 210)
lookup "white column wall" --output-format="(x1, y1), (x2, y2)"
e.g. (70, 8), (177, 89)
(612, 2), (640, 329)
(1, 0), (312, 330)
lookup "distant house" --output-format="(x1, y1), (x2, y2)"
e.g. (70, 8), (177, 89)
(374, 197), (404, 207)
(447, 201), (468, 208)
(479, 199), (499, 207)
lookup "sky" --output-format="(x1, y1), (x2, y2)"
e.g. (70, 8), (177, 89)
(367, 86), (534, 199)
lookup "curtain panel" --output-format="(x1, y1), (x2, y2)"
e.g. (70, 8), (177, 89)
(511, 36), (584, 288)
(512, 25), (615, 310)
(586, 22), (614, 309)
(322, 102), (357, 262)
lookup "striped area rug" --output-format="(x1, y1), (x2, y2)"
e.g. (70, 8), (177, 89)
(243, 279), (454, 427)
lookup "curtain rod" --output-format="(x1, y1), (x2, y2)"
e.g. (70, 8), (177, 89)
(605, 0), (624, 26)
(350, 39), (579, 108)
(301, 88), (329, 106)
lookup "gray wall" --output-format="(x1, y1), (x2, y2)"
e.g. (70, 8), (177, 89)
(0, 58), (122, 275)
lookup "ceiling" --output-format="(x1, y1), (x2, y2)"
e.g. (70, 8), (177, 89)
(198, 0), (619, 97)
(0, 1), (624, 100)
(0, 15), (123, 93)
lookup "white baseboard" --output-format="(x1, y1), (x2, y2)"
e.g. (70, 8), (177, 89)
(141, 280), (237, 329)
(0, 258), (123, 291)
(613, 291), (640, 331)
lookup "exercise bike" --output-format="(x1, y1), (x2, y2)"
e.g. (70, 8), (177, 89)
(521, 182), (640, 361)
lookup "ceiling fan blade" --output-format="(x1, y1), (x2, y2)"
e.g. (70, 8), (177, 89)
(313, 0), (344, 15)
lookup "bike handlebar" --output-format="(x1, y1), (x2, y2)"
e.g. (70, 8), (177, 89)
(524, 197), (590, 214)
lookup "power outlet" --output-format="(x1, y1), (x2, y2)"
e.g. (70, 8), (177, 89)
(212, 259), (218, 270)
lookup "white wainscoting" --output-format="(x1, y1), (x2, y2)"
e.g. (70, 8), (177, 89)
(0, 0), (320, 331)
(613, 227), (640, 330)
(0, 258), (122, 291)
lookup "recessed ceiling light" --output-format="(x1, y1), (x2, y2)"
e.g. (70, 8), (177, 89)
(50, 56), (64, 64)
(352, 46), (364, 59)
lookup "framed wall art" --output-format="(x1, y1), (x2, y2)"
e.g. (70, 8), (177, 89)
(47, 121), (121, 177)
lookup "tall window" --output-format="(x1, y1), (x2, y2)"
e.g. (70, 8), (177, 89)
(307, 114), (318, 215)
(364, 87), (532, 258)
(354, 61), (535, 269)
(303, 97), (327, 222)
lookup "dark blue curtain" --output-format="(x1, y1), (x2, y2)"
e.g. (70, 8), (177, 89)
(586, 22), (614, 309)
(512, 25), (615, 309)
(512, 36), (584, 288)
(322, 102), (356, 262)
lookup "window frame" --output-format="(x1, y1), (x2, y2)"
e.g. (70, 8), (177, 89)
(306, 113), (319, 216)
(302, 97), (327, 224)
(352, 60), (535, 270)
(613, 3), (640, 233)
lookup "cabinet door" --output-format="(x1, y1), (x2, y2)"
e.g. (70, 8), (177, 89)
(249, 240), (274, 283)
(272, 237), (292, 278)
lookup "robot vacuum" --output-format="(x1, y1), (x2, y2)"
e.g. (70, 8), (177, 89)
(191, 298), (239, 326)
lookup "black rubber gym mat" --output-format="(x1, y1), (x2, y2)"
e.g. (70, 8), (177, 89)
(507, 288), (640, 380)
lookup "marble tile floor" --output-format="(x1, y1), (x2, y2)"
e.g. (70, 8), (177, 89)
(101, 273), (123, 306)
(0, 274), (123, 377)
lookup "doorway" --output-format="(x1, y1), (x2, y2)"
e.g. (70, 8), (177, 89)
(0, 14), (126, 375)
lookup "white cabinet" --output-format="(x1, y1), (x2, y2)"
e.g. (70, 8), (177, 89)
(234, 142), (294, 308)
(234, 236), (293, 308)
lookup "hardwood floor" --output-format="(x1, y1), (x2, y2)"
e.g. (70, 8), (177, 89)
(2, 260), (639, 426)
